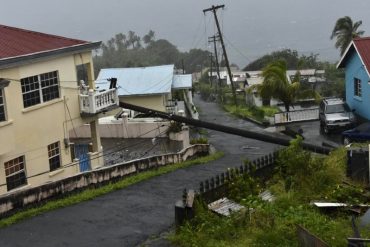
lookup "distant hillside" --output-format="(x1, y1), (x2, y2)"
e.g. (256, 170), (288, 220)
(243, 49), (322, 71)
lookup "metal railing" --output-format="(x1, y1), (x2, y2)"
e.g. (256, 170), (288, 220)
(79, 88), (119, 115)
(274, 108), (319, 125)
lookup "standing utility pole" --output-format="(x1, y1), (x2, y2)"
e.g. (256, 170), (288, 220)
(208, 35), (222, 92)
(209, 53), (213, 86)
(203, 5), (237, 106)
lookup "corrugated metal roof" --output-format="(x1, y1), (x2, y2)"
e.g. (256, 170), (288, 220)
(0, 24), (89, 59)
(353, 37), (370, 76)
(172, 74), (192, 89)
(337, 37), (370, 77)
(97, 65), (175, 96)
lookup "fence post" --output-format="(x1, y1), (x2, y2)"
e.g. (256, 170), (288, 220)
(221, 173), (225, 184)
(261, 157), (265, 168)
(264, 155), (268, 167)
(268, 153), (273, 165)
(182, 189), (187, 205)
(216, 175), (220, 186)
(200, 182), (204, 193)
(235, 167), (240, 177)
(226, 170), (230, 181)
(205, 179), (210, 191)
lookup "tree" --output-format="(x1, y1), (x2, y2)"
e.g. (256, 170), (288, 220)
(331, 16), (364, 56)
(249, 60), (319, 112)
(243, 49), (321, 71)
(93, 30), (215, 75)
(143, 30), (155, 45)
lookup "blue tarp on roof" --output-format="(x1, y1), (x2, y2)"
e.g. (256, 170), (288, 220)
(96, 65), (175, 96)
(172, 74), (192, 89)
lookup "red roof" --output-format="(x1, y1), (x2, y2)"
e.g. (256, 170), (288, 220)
(353, 37), (370, 73)
(0, 25), (89, 59)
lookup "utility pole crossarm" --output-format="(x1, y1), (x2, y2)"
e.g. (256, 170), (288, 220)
(203, 5), (225, 13)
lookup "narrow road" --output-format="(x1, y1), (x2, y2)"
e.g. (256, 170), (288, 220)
(0, 95), (279, 247)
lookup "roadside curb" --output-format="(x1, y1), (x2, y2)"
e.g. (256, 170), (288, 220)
(240, 115), (270, 128)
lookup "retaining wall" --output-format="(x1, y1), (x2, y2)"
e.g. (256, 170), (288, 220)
(0, 144), (209, 218)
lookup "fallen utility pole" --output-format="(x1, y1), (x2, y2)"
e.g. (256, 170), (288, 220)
(208, 35), (222, 93)
(119, 102), (332, 155)
(203, 5), (237, 106)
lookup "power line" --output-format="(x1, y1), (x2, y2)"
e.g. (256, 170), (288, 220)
(0, 126), (169, 188)
(223, 34), (251, 63)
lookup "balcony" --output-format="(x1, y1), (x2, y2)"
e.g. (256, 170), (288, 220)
(79, 88), (119, 117)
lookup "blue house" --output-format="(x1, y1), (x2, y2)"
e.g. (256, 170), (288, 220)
(338, 37), (370, 120)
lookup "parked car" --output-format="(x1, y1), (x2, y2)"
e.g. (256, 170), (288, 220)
(319, 98), (356, 134)
(342, 122), (370, 145)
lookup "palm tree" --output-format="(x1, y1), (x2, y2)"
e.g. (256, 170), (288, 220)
(331, 16), (365, 56)
(249, 60), (318, 112)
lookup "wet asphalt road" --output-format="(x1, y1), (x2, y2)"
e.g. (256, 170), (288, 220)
(0, 95), (280, 247)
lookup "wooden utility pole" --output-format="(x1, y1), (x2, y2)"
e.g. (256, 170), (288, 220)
(208, 35), (222, 92)
(209, 53), (213, 86)
(203, 5), (237, 106)
(181, 59), (185, 74)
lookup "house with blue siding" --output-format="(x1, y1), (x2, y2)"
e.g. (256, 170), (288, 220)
(338, 37), (370, 120)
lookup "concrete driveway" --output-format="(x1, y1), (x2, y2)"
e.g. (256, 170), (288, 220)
(0, 95), (280, 247)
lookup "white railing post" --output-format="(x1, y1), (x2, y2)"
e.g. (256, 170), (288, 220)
(88, 89), (96, 114)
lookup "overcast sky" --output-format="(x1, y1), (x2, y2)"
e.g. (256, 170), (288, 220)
(1, 0), (370, 67)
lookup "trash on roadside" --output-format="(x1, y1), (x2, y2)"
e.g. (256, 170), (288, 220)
(208, 197), (245, 217)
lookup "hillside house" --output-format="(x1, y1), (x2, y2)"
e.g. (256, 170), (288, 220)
(0, 25), (118, 195)
(97, 65), (196, 117)
(337, 37), (370, 120)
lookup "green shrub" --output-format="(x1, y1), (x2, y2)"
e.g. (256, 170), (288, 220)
(199, 83), (215, 101)
(190, 137), (208, 145)
(166, 121), (183, 134)
(172, 138), (369, 246)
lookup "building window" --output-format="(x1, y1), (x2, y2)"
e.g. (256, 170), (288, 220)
(354, 78), (362, 97)
(48, 142), (61, 171)
(76, 64), (90, 86)
(21, 71), (60, 108)
(0, 89), (5, 122)
(4, 156), (27, 191)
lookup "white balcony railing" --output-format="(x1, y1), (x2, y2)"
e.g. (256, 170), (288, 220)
(79, 88), (119, 115)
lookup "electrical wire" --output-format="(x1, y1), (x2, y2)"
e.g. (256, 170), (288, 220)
(4, 120), (167, 168)
(0, 126), (169, 188)
(65, 100), (79, 139)
(190, 13), (206, 49)
(223, 34), (251, 63)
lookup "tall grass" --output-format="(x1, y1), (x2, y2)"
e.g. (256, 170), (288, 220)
(172, 138), (370, 246)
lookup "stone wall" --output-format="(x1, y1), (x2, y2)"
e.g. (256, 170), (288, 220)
(0, 144), (210, 218)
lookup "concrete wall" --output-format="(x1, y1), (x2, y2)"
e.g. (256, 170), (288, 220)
(120, 94), (170, 112)
(0, 144), (209, 218)
(345, 51), (370, 120)
(0, 51), (98, 195)
(70, 119), (170, 139)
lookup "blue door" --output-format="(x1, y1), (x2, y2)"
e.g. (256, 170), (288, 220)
(74, 144), (91, 172)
